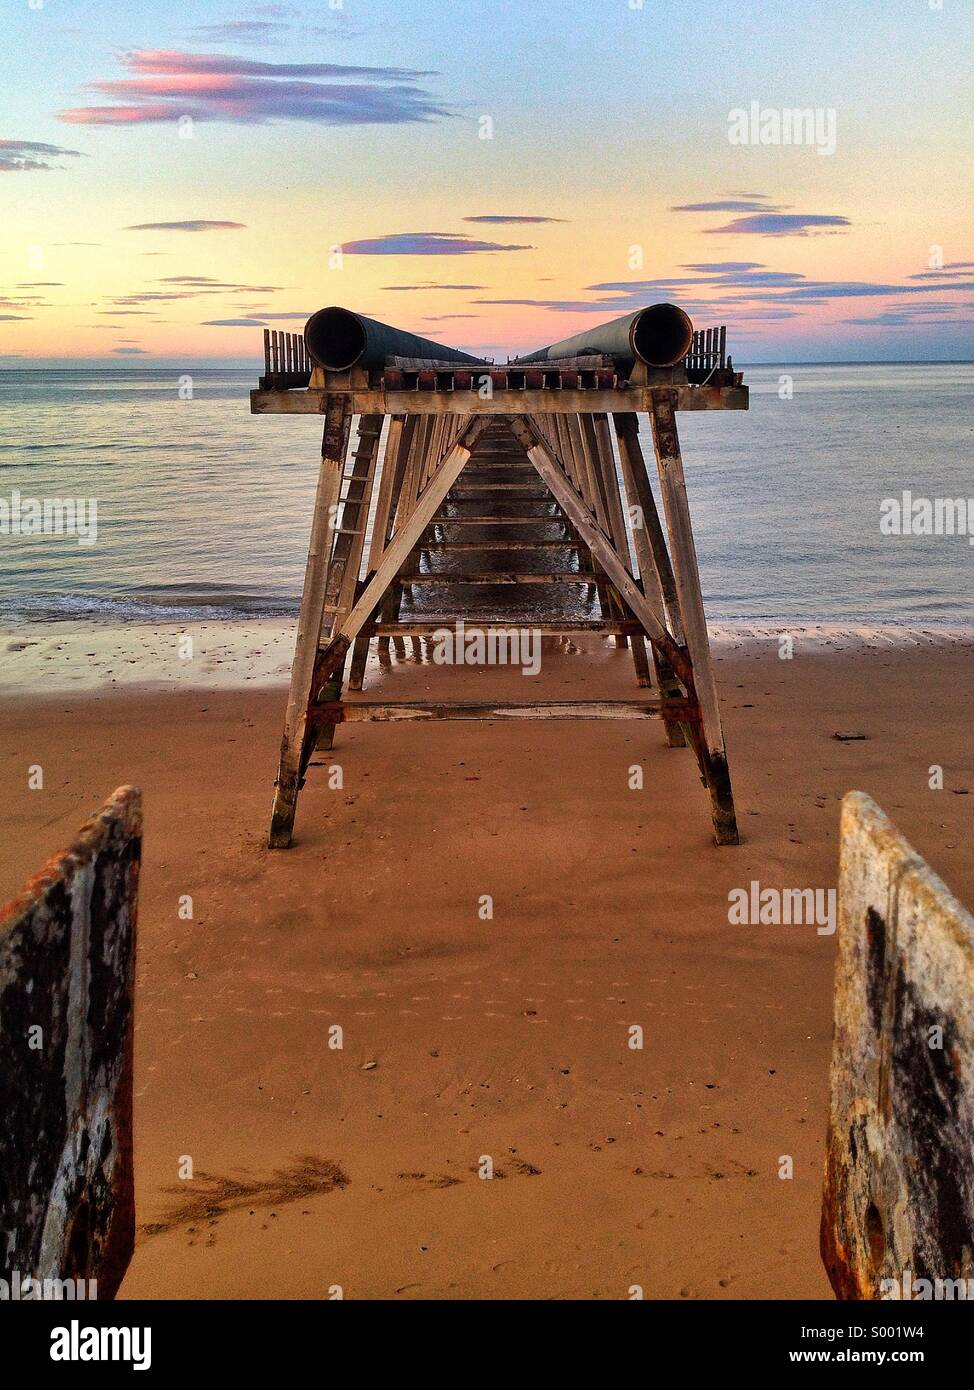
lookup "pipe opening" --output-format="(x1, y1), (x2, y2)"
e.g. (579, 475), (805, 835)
(304, 307), (367, 371)
(632, 303), (694, 367)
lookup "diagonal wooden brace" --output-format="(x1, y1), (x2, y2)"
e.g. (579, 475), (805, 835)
(507, 415), (694, 689)
(314, 415), (491, 668)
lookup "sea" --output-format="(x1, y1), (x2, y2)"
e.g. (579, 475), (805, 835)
(1, 363), (972, 632)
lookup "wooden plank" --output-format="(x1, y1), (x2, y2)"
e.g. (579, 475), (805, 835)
(449, 483), (548, 493)
(425, 540), (581, 551)
(251, 385), (750, 416)
(429, 515), (564, 525)
(648, 393), (738, 844)
(335, 699), (663, 722)
(0, 787), (140, 1299)
(823, 792), (974, 1300)
(269, 397), (350, 847)
(399, 572), (594, 584)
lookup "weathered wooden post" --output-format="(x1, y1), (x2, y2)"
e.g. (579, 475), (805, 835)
(269, 399), (350, 847)
(822, 791), (974, 1299)
(0, 787), (141, 1300)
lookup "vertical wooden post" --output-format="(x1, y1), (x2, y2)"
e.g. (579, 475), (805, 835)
(315, 414), (383, 745)
(585, 413), (640, 657)
(269, 396), (350, 848)
(612, 411), (686, 742)
(348, 415), (410, 690)
(648, 392), (738, 844)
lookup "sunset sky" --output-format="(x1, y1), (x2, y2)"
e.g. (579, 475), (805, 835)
(2, 0), (972, 365)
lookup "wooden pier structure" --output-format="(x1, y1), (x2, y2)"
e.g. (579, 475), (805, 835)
(251, 305), (748, 849)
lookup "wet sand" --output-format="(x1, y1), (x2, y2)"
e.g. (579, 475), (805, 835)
(2, 634), (972, 1299)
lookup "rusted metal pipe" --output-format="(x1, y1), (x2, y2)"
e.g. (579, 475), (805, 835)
(515, 303), (694, 369)
(304, 306), (487, 372)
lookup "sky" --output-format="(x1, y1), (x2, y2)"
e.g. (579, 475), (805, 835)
(1, 0), (972, 365)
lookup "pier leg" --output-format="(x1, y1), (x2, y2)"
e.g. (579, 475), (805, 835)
(349, 415), (414, 690)
(612, 412), (687, 745)
(647, 393), (739, 844)
(269, 398), (349, 848)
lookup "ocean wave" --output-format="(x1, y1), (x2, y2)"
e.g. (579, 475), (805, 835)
(0, 591), (299, 624)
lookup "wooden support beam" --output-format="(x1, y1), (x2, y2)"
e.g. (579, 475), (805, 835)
(251, 384), (749, 416)
(348, 415), (413, 690)
(612, 411), (687, 742)
(269, 396), (349, 848)
(647, 393), (738, 844)
(325, 699), (666, 722)
(507, 416), (693, 689)
(316, 417), (491, 662)
(586, 412), (644, 661)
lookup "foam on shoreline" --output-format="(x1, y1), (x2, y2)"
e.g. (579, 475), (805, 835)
(3, 617), (973, 695)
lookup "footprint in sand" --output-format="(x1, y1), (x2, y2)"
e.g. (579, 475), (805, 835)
(396, 1171), (461, 1190)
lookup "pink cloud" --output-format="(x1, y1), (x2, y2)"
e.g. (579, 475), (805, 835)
(59, 50), (451, 126)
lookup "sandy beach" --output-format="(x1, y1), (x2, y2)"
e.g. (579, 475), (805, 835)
(2, 631), (972, 1299)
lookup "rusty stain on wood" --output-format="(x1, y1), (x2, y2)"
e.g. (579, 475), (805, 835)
(822, 791), (974, 1299)
(0, 786), (141, 1299)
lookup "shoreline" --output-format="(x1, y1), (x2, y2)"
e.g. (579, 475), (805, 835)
(3, 616), (974, 696)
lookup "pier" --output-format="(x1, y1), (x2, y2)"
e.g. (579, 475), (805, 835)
(251, 305), (748, 849)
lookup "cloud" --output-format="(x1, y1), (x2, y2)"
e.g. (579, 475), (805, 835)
(112, 346), (148, 354)
(247, 310), (311, 318)
(381, 282), (485, 291)
(704, 213), (851, 236)
(462, 215), (567, 225)
(672, 199), (787, 213)
(343, 232), (532, 255)
(842, 307), (974, 326)
(480, 258), (974, 324)
(59, 49), (451, 127)
(201, 318), (267, 326)
(153, 276), (281, 291)
(189, 20), (289, 46)
(474, 298), (615, 313)
(0, 314), (31, 320)
(0, 138), (85, 172)
(126, 221), (245, 232)
(908, 263), (974, 281)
